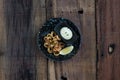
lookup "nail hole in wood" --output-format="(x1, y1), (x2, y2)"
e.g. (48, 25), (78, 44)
(78, 8), (83, 14)
(108, 44), (115, 55)
(50, 4), (52, 7)
(101, 53), (104, 57)
(61, 76), (67, 80)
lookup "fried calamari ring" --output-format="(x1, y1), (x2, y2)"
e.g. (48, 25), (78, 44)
(44, 31), (64, 56)
(53, 52), (60, 56)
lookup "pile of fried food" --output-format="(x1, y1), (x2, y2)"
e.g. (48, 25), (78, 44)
(44, 31), (64, 56)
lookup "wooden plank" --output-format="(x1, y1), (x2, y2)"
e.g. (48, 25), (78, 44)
(0, 0), (6, 80)
(46, 0), (96, 80)
(32, 0), (48, 80)
(96, 0), (120, 80)
(4, 0), (36, 80)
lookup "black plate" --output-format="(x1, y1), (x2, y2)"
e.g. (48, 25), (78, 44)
(37, 18), (81, 61)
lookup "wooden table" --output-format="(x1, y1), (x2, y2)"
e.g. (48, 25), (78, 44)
(0, 0), (119, 80)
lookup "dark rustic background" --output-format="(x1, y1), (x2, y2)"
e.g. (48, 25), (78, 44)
(0, 0), (119, 80)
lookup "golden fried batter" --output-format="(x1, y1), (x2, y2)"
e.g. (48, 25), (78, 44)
(44, 31), (64, 56)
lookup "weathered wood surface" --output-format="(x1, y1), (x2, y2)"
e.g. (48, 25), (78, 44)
(0, 0), (119, 80)
(0, 0), (6, 80)
(3, 0), (36, 80)
(0, 0), (96, 80)
(96, 0), (120, 80)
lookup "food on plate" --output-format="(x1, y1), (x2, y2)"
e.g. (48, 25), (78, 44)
(59, 45), (74, 55)
(60, 27), (73, 40)
(44, 31), (64, 56)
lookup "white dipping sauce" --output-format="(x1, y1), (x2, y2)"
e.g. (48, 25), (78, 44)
(60, 27), (73, 40)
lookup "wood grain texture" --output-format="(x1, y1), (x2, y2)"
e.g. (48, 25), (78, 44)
(0, 0), (6, 80)
(96, 0), (120, 80)
(2, 0), (120, 80)
(4, 0), (36, 80)
(32, 0), (48, 80)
